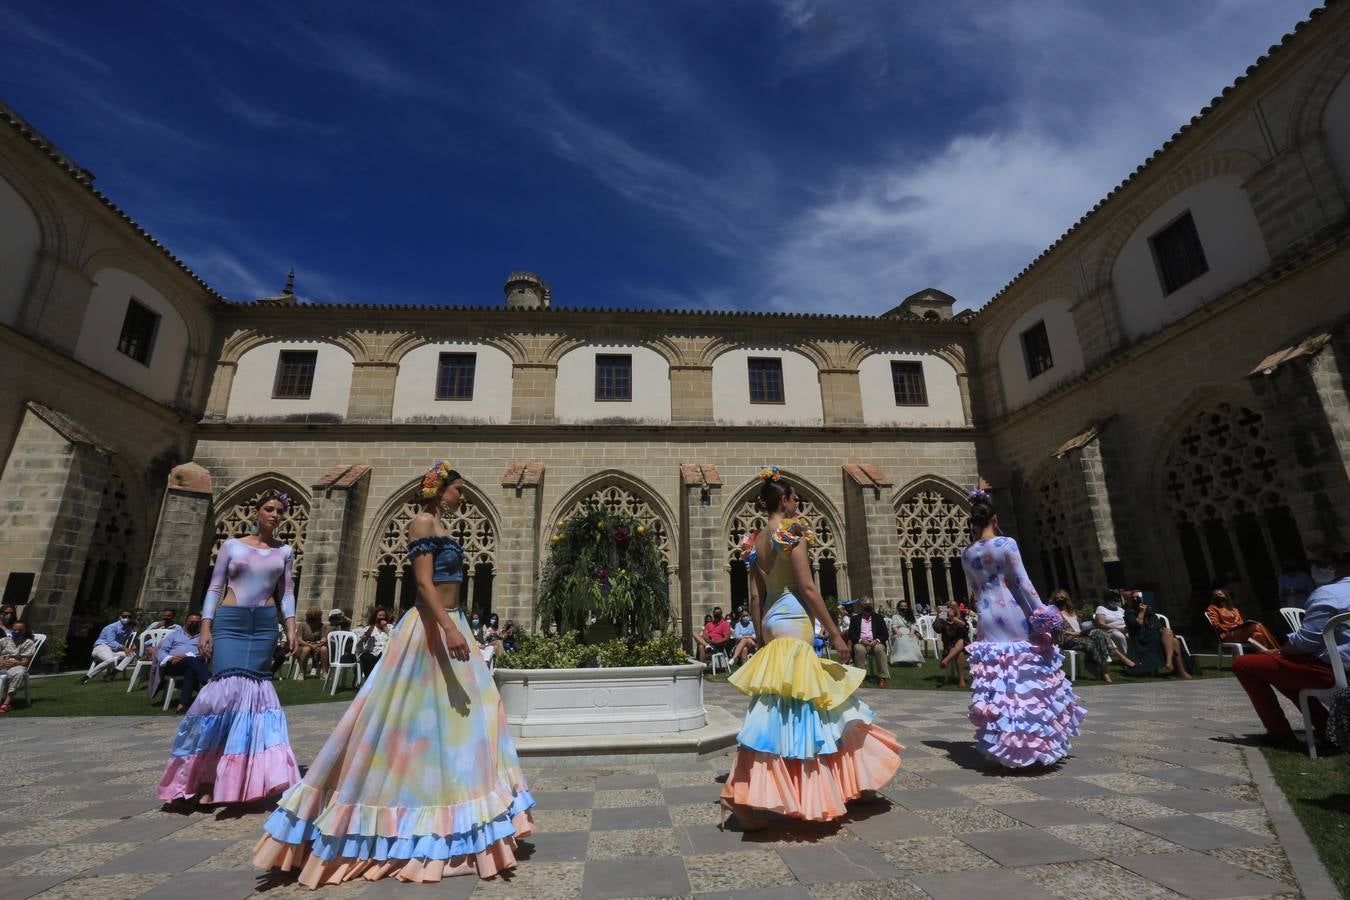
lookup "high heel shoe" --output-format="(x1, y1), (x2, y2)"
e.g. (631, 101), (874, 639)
(719, 798), (768, 832)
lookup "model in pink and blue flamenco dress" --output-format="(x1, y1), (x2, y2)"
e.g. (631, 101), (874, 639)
(962, 534), (1085, 768)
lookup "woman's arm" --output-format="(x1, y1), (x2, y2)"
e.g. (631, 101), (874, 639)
(279, 547), (297, 653)
(1002, 541), (1043, 614)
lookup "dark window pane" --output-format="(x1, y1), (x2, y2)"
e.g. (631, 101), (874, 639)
(595, 354), (632, 401)
(1150, 211), (1209, 295)
(1020, 321), (1054, 380)
(436, 353), (477, 400)
(116, 298), (160, 365)
(747, 357), (784, 403)
(890, 361), (928, 405)
(273, 350), (318, 399)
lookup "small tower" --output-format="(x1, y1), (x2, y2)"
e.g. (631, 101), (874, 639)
(503, 271), (551, 310)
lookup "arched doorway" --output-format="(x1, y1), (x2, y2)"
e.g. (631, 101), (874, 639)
(894, 482), (969, 611)
(205, 481), (310, 606)
(68, 468), (142, 667)
(561, 483), (671, 564)
(1161, 401), (1304, 618)
(368, 489), (497, 618)
(1028, 466), (1084, 598)
(724, 483), (843, 614)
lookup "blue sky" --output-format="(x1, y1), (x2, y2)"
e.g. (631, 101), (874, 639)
(0, 2), (1315, 313)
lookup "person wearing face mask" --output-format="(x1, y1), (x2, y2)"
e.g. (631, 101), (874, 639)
(357, 607), (393, 679)
(1093, 590), (1130, 659)
(80, 609), (137, 684)
(0, 620), (36, 712)
(155, 614), (210, 710)
(730, 610), (758, 665)
(847, 597), (891, 688)
(1, 605), (18, 639)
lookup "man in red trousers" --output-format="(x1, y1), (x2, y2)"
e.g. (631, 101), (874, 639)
(1233, 548), (1350, 747)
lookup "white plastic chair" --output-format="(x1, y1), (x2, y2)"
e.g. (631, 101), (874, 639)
(1155, 614), (1191, 659)
(1204, 611), (1245, 670)
(1280, 607), (1305, 635)
(0, 634), (45, 706)
(1063, 649), (1081, 681)
(324, 631), (360, 696)
(126, 628), (171, 693)
(914, 615), (939, 658)
(1297, 610), (1349, 758)
(162, 673), (180, 710)
(709, 649), (730, 674)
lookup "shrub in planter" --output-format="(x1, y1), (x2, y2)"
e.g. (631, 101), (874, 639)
(499, 632), (688, 670)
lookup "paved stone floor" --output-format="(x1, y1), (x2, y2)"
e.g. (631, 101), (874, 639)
(0, 678), (1331, 899)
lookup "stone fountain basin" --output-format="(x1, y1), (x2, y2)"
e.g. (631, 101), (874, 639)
(494, 661), (706, 738)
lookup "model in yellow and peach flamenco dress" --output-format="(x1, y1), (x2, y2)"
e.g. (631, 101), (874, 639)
(720, 517), (902, 826)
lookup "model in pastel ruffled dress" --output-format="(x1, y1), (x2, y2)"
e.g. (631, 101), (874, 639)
(254, 462), (533, 887)
(158, 489), (302, 805)
(720, 467), (902, 828)
(962, 488), (1085, 768)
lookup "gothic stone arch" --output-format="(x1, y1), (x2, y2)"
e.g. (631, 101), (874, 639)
(893, 477), (970, 609)
(205, 475), (311, 608)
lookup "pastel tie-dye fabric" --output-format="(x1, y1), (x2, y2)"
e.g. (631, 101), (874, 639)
(253, 606), (534, 887)
(721, 526), (901, 822)
(962, 535), (1086, 767)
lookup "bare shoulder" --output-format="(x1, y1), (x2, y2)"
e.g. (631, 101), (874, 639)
(407, 512), (439, 539)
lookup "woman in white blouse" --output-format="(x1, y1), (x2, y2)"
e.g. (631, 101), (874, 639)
(357, 606), (393, 679)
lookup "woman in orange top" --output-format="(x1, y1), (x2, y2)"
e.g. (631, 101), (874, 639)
(1205, 588), (1279, 651)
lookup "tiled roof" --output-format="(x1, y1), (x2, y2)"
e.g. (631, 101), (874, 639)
(0, 98), (224, 301)
(972, 2), (1336, 319)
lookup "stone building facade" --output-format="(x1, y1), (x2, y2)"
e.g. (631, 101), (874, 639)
(1, 6), (1349, 654)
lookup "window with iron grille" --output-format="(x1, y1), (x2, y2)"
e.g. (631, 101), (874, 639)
(890, 361), (928, 406)
(1021, 321), (1054, 380)
(116, 298), (159, 366)
(1150, 210), (1209, 295)
(748, 357), (785, 404)
(435, 353), (477, 400)
(594, 354), (632, 401)
(273, 350), (318, 399)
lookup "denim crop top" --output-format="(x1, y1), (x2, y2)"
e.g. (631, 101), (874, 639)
(407, 535), (465, 584)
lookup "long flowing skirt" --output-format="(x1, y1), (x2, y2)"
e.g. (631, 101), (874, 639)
(967, 639), (1085, 768)
(158, 606), (300, 803)
(253, 607), (534, 887)
(721, 593), (902, 822)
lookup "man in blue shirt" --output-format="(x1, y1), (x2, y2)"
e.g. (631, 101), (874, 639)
(80, 609), (137, 684)
(155, 613), (209, 712)
(1234, 548), (1350, 745)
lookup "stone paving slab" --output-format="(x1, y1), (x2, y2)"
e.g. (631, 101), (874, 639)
(0, 678), (1332, 898)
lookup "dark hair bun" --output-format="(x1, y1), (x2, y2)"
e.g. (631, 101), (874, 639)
(756, 478), (794, 513)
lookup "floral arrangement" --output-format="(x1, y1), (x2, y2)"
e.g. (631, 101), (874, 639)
(1029, 606), (1063, 640)
(535, 504), (670, 638)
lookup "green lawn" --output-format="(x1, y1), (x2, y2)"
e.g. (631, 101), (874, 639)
(1260, 744), (1350, 897)
(7, 671), (354, 717)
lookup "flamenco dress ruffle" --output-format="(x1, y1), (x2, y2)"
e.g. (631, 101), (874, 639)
(721, 635), (902, 822)
(967, 638), (1085, 768)
(253, 609), (534, 887)
(158, 605), (300, 804)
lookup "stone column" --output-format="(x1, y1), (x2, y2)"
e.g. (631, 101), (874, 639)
(819, 369), (864, 425)
(348, 362), (397, 422)
(497, 464), (545, 628)
(841, 465), (904, 604)
(0, 403), (110, 639)
(511, 364), (556, 424)
(680, 464), (725, 641)
(136, 463), (213, 617)
(302, 464), (372, 618)
(670, 366), (713, 423)
(203, 361), (237, 421)
(1248, 330), (1350, 554)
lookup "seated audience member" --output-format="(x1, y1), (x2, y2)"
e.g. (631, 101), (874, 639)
(80, 610), (137, 684)
(142, 608), (180, 659)
(1234, 548), (1350, 746)
(157, 613), (208, 713)
(1054, 589), (1125, 681)
(934, 599), (970, 688)
(321, 608), (352, 638)
(847, 597), (890, 687)
(2, 605), (19, 639)
(1123, 591), (1191, 678)
(730, 610), (757, 665)
(888, 602), (924, 666)
(813, 617), (830, 657)
(500, 620), (518, 653)
(357, 607), (393, 679)
(694, 607), (732, 663)
(294, 607), (328, 679)
(1094, 590), (1130, 657)
(1279, 560), (1316, 610)
(692, 613), (714, 661)
(0, 620), (37, 712)
(480, 612), (506, 659)
(1206, 588), (1279, 652)
(271, 628), (292, 677)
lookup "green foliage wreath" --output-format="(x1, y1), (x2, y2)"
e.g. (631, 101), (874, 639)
(535, 505), (670, 638)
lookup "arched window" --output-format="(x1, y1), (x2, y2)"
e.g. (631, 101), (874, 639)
(565, 484), (670, 563)
(894, 485), (969, 609)
(370, 491), (497, 616)
(725, 489), (842, 610)
(1161, 402), (1303, 617)
(1029, 469), (1082, 598)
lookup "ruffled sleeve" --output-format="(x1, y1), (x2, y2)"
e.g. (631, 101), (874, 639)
(407, 535), (445, 559)
(739, 529), (760, 569)
(770, 517), (818, 552)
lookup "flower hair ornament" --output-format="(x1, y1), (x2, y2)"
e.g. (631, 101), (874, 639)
(273, 491), (291, 511)
(420, 460), (455, 499)
(968, 486), (993, 505)
(758, 465), (782, 482)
